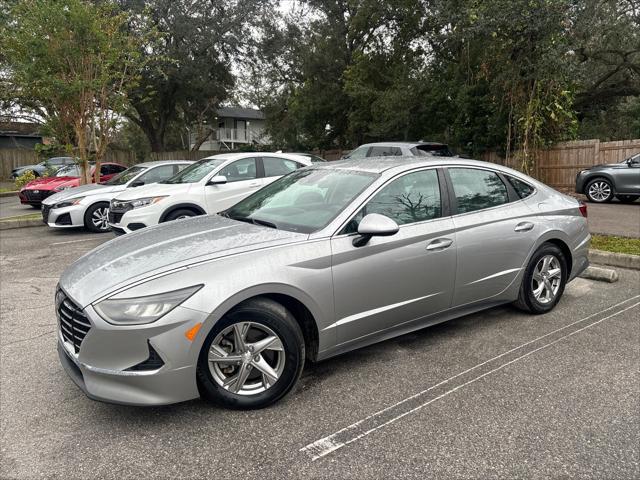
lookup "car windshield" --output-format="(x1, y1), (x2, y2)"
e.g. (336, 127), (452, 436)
(161, 158), (227, 184)
(56, 165), (80, 177)
(223, 168), (377, 234)
(104, 166), (146, 185)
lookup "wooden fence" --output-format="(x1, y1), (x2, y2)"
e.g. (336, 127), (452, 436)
(2, 140), (639, 189)
(481, 139), (640, 191)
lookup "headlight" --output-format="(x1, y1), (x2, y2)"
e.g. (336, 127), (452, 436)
(94, 285), (202, 325)
(126, 196), (168, 209)
(53, 197), (84, 209)
(55, 185), (72, 191)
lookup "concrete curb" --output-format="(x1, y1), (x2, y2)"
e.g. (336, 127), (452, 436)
(579, 266), (619, 283)
(0, 219), (44, 230)
(589, 249), (640, 270)
(0, 191), (18, 198)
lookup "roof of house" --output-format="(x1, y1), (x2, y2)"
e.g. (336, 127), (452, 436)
(0, 121), (42, 138)
(216, 107), (265, 120)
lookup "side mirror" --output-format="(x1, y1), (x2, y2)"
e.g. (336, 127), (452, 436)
(129, 180), (145, 187)
(353, 213), (399, 247)
(208, 175), (227, 185)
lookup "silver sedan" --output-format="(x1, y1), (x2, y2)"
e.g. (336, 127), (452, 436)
(56, 157), (590, 408)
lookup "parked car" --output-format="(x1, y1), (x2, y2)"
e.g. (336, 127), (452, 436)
(10, 156), (76, 179)
(575, 153), (640, 203)
(41, 160), (192, 232)
(108, 152), (312, 235)
(56, 156), (589, 408)
(289, 152), (327, 163)
(18, 162), (127, 208)
(342, 141), (453, 160)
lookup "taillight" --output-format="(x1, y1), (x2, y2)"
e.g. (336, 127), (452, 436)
(579, 201), (588, 218)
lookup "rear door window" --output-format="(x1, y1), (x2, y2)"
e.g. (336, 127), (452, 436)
(449, 168), (509, 214)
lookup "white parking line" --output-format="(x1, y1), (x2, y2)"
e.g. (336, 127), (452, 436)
(301, 296), (640, 461)
(50, 237), (106, 246)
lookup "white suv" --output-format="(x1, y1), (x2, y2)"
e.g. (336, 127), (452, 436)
(108, 152), (312, 234)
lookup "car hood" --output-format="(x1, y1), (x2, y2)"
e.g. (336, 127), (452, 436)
(585, 163), (626, 171)
(112, 181), (193, 200)
(22, 176), (78, 190)
(13, 164), (42, 172)
(43, 183), (121, 205)
(59, 215), (307, 308)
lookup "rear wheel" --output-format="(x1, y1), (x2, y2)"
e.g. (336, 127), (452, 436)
(514, 243), (568, 314)
(163, 208), (198, 222)
(84, 202), (111, 232)
(196, 298), (305, 409)
(585, 178), (614, 203)
(616, 195), (637, 203)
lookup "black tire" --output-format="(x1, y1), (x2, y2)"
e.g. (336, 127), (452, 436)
(83, 202), (111, 233)
(616, 195), (637, 203)
(163, 208), (198, 222)
(197, 298), (305, 409)
(31, 204), (41, 209)
(585, 178), (614, 203)
(513, 243), (568, 314)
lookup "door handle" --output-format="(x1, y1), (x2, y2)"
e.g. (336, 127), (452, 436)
(426, 238), (453, 251)
(515, 222), (534, 232)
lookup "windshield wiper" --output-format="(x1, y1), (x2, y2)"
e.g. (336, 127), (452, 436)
(251, 218), (278, 229)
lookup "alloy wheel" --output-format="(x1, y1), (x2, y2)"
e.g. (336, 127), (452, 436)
(531, 255), (562, 304)
(587, 181), (611, 202)
(92, 207), (110, 230)
(207, 322), (285, 396)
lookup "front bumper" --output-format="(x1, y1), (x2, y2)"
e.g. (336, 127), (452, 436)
(108, 207), (160, 234)
(43, 203), (85, 228)
(19, 189), (55, 206)
(57, 299), (208, 406)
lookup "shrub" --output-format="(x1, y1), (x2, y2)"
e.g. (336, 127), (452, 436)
(14, 170), (36, 189)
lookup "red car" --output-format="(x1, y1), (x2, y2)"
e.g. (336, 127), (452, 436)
(19, 162), (127, 207)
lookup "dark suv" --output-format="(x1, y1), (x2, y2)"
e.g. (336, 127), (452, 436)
(575, 153), (640, 203)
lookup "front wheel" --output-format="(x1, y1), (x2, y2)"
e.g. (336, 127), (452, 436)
(514, 243), (568, 314)
(616, 195), (637, 203)
(585, 179), (614, 203)
(163, 209), (198, 222)
(84, 202), (111, 232)
(196, 298), (305, 409)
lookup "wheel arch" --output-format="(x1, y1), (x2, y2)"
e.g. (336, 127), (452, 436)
(583, 174), (616, 194)
(159, 203), (206, 222)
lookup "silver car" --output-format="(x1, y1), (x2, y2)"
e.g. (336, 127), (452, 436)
(56, 157), (590, 408)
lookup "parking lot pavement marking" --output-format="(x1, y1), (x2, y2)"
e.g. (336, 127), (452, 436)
(301, 296), (640, 461)
(50, 237), (108, 246)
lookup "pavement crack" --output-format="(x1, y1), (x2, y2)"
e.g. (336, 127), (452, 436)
(1, 329), (55, 347)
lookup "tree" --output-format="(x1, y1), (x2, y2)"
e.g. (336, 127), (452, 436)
(118, 0), (276, 152)
(1, 0), (145, 183)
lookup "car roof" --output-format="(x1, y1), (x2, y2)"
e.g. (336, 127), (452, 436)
(201, 152), (312, 164)
(357, 141), (448, 148)
(134, 160), (193, 167)
(311, 155), (513, 175)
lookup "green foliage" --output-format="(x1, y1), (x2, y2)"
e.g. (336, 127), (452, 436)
(14, 170), (37, 189)
(1, 0), (148, 183)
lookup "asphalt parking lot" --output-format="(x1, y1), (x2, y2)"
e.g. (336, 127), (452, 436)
(1, 226), (639, 479)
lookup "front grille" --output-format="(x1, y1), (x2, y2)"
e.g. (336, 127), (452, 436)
(57, 291), (91, 354)
(108, 211), (124, 224)
(23, 190), (54, 202)
(42, 205), (51, 224)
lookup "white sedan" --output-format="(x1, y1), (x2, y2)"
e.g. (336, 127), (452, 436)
(108, 152), (313, 235)
(42, 161), (192, 232)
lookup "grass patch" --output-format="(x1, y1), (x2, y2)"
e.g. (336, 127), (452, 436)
(0, 213), (42, 222)
(591, 234), (640, 256)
